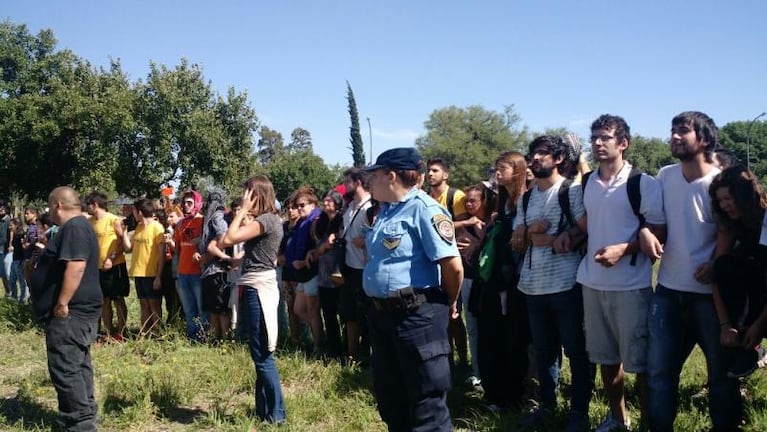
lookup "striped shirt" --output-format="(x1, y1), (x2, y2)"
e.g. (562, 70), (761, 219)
(514, 179), (585, 296)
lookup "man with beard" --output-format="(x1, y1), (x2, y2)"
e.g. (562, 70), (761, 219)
(30, 186), (102, 431)
(512, 135), (593, 432)
(647, 111), (742, 431)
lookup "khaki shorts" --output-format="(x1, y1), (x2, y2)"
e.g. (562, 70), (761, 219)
(582, 285), (651, 373)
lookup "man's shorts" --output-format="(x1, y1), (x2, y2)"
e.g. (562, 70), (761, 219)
(582, 285), (651, 373)
(202, 272), (231, 314)
(134, 276), (163, 300)
(295, 276), (319, 297)
(100, 263), (130, 298)
(339, 265), (366, 323)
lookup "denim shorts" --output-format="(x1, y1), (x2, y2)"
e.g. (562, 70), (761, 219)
(295, 276), (319, 297)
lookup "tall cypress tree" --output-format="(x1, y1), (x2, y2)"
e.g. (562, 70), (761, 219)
(346, 81), (366, 167)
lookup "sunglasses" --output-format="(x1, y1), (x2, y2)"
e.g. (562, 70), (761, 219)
(296, 202), (308, 209)
(183, 200), (195, 206)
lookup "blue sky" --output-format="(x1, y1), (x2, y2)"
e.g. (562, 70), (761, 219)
(5, 0), (766, 166)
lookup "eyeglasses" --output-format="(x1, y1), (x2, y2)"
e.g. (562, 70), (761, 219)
(590, 135), (615, 144)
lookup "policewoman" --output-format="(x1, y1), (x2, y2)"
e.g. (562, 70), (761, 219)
(363, 147), (464, 432)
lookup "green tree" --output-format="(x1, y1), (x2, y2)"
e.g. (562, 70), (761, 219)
(114, 59), (258, 197)
(0, 21), (130, 198)
(257, 126), (285, 165)
(266, 150), (338, 202)
(288, 127), (312, 153)
(623, 135), (674, 176)
(346, 81), (365, 167)
(416, 105), (529, 188)
(719, 119), (767, 182)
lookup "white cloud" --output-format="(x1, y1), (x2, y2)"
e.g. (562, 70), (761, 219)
(372, 127), (420, 142)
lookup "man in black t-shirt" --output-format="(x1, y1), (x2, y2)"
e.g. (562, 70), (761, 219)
(30, 186), (102, 432)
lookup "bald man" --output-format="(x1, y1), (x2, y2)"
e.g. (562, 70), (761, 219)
(30, 186), (102, 431)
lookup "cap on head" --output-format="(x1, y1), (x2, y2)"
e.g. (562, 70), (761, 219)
(364, 147), (423, 172)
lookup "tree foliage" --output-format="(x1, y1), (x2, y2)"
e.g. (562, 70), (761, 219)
(0, 21), (130, 197)
(623, 135), (675, 176)
(288, 127), (312, 153)
(256, 126), (284, 165)
(416, 105), (529, 188)
(265, 150), (338, 202)
(0, 21), (260, 200)
(346, 81), (365, 167)
(719, 120), (767, 183)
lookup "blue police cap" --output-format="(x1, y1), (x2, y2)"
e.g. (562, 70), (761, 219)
(364, 147), (423, 172)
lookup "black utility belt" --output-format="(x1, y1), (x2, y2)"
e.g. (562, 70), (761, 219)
(371, 287), (447, 313)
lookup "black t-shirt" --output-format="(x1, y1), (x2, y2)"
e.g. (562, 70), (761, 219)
(30, 215), (102, 322)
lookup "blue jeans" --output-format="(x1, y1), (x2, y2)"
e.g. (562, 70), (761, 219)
(240, 286), (286, 423)
(647, 285), (741, 431)
(176, 274), (207, 340)
(461, 279), (480, 378)
(525, 286), (593, 414)
(3, 252), (12, 286)
(8, 260), (26, 301)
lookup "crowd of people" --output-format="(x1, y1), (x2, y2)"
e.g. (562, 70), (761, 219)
(2, 110), (767, 431)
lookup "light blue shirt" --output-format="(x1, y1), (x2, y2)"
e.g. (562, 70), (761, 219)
(363, 188), (459, 299)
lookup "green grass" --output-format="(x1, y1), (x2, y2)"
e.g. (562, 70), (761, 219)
(1, 296), (766, 431)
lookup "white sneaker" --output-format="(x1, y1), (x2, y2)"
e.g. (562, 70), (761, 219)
(594, 412), (631, 432)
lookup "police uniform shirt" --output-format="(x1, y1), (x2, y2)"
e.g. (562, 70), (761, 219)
(363, 188), (459, 299)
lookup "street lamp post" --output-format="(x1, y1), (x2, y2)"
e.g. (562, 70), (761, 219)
(367, 117), (373, 165)
(746, 112), (766, 171)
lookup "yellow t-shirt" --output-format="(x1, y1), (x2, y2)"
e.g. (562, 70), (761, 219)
(90, 212), (126, 269)
(435, 187), (467, 219)
(128, 220), (164, 277)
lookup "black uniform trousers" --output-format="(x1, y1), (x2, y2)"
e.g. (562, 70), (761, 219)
(45, 314), (99, 432)
(367, 300), (452, 432)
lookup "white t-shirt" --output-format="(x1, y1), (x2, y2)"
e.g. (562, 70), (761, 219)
(514, 178), (585, 296)
(342, 195), (372, 270)
(576, 162), (665, 291)
(656, 163), (720, 294)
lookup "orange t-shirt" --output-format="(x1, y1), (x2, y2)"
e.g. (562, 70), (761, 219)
(174, 215), (203, 275)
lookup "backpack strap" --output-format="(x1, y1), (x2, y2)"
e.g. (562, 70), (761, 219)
(522, 189), (533, 227)
(446, 187), (457, 220)
(626, 167), (644, 266)
(557, 179), (575, 234)
(581, 170), (593, 194)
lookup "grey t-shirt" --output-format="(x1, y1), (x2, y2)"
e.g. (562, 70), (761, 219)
(242, 213), (284, 274)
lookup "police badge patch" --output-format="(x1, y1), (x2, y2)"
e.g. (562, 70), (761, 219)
(432, 214), (455, 244)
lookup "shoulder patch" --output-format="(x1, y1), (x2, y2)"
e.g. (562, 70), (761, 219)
(432, 213), (455, 244)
